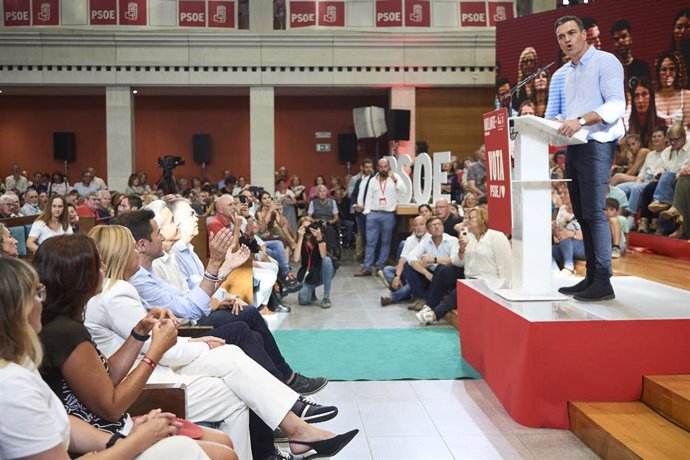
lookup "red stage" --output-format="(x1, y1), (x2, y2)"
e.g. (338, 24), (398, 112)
(457, 277), (690, 429)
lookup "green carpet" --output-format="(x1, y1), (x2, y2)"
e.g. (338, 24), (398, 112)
(274, 328), (480, 381)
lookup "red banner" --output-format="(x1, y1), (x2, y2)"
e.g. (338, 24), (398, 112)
(119, 0), (147, 25)
(3, 0), (30, 26)
(179, 0), (206, 27)
(32, 0), (59, 25)
(405, 0), (430, 27)
(488, 1), (513, 26)
(376, 0), (402, 27)
(89, 0), (117, 25)
(483, 109), (512, 234)
(460, 2), (487, 27)
(318, 1), (344, 27)
(289, 1), (316, 28)
(208, 1), (235, 28)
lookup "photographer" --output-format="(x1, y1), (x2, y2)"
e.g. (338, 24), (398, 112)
(293, 217), (335, 309)
(157, 156), (184, 195)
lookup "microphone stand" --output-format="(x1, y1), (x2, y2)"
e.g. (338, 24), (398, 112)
(506, 61), (555, 140)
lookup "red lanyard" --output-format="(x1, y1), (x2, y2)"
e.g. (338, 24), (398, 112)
(378, 176), (387, 195)
(305, 244), (314, 271)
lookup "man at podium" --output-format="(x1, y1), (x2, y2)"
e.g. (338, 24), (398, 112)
(553, 15), (625, 302)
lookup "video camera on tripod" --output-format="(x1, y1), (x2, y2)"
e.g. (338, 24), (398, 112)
(157, 155), (185, 194)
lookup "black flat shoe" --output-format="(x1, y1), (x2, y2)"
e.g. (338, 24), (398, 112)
(290, 429), (359, 459)
(573, 282), (615, 302)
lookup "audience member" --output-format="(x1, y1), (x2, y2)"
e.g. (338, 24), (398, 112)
(532, 70), (550, 117)
(26, 195), (73, 254)
(354, 158), (406, 278)
(626, 79), (666, 148)
(67, 202), (80, 233)
(512, 47), (538, 112)
(275, 177), (297, 232)
(47, 170), (70, 196)
(350, 159), (375, 263)
(4, 163), (30, 194)
(435, 199), (462, 237)
(0, 257), (216, 460)
(290, 175), (307, 218)
(654, 50), (690, 129)
(125, 173), (144, 195)
(610, 20), (651, 89)
(647, 124), (689, 214)
(308, 185), (339, 226)
(19, 187), (41, 216)
(660, 168), (690, 239)
(0, 222), (19, 257)
(670, 8), (690, 89)
(73, 170), (103, 197)
(403, 216), (458, 311)
(294, 218), (335, 308)
(466, 145), (487, 199)
(605, 198), (628, 258)
(76, 190), (101, 218)
(417, 208), (511, 326)
(380, 216), (428, 306)
(31, 171), (48, 193)
(583, 17), (602, 49)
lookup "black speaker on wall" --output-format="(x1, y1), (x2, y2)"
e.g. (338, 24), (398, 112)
(53, 132), (76, 162)
(388, 109), (411, 141)
(338, 133), (358, 163)
(193, 134), (211, 163)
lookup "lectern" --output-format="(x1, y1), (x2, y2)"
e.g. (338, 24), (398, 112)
(497, 115), (586, 301)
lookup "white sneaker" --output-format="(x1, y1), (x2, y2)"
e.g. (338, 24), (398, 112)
(420, 305), (432, 313)
(416, 309), (435, 326)
(559, 267), (575, 277)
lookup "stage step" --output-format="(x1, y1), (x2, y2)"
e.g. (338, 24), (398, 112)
(642, 375), (690, 432)
(569, 401), (690, 459)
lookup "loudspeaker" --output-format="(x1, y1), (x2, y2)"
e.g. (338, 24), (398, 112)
(53, 132), (76, 162)
(338, 134), (358, 163)
(193, 134), (211, 163)
(388, 109), (411, 141)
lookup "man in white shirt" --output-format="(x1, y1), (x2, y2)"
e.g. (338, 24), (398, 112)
(354, 158), (407, 277)
(87, 167), (108, 191)
(19, 188), (41, 216)
(72, 170), (103, 198)
(402, 216), (459, 310)
(5, 164), (30, 194)
(380, 216), (427, 306)
(648, 124), (689, 213)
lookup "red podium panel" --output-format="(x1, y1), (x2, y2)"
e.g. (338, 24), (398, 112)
(457, 279), (690, 428)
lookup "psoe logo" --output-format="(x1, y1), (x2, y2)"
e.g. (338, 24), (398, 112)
(323, 5), (337, 23)
(38, 2), (51, 21)
(409, 4), (423, 23)
(494, 6), (507, 22)
(125, 2), (138, 21)
(214, 5), (227, 24)
(484, 116), (497, 131)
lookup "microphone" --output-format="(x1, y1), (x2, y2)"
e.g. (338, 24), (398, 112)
(509, 61), (556, 98)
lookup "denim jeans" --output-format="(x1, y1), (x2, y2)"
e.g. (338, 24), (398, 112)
(402, 262), (431, 300)
(552, 238), (586, 270)
(617, 181), (649, 214)
(364, 211), (397, 271)
(264, 240), (290, 278)
(566, 140), (615, 282)
(652, 172), (677, 205)
(298, 256), (334, 304)
(383, 265), (412, 303)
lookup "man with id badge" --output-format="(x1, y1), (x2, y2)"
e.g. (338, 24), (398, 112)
(354, 158), (407, 278)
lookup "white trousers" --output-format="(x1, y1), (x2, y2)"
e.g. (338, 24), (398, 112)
(253, 261), (278, 307)
(174, 344), (298, 460)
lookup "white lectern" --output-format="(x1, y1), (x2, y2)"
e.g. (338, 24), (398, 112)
(496, 115), (586, 301)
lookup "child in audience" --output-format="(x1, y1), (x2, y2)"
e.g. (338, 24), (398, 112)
(605, 198), (628, 259)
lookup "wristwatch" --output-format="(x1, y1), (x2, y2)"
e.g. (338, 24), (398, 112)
(577, 117), (586, 126)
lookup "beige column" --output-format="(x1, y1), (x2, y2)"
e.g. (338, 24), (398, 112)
(105, 87), (135, 192)
(531, 0), (557, 14)
(250, 86), (275, 192)
(389, 87), (416, 159)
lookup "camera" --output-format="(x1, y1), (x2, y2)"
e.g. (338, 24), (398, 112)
(158, 155), (185, 173)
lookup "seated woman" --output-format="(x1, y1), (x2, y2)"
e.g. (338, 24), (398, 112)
(0, 222), (19, 257)
(36, 234), (357, 460)
(293, 217), (335, 309)
(417, 207), (511, 326)
(551, 185), (584, 276)
(610, 134), (650, 186)
(0, 257), (216, 460)
(256, 191), (297, 258)
(660, 170), (690, 240)
(26, 195), (72, 254)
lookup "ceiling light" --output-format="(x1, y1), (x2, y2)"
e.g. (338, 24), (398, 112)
(132, 89), (138, 94)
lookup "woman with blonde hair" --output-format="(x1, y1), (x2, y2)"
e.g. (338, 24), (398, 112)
(0, 257), (215, 459)
(26, 194), (72, 253)
(0, 222), (19, 257)
(85, 225), (358, 460)
(512, 47), (539, 112)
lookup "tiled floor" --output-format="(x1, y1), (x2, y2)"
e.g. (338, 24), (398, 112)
(269, 250), (597, 459)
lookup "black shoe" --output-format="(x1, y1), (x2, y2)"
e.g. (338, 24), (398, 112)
(573, 282), (615, 302)
(291, 396), (338, 423)
(289, 429), (359, 460)
(558, 278), (592, 295)
(283, 277), (302, 295)
(272, 303), (292, 313)
(289, 373), (328, 395)
(274, 427), (289, 443)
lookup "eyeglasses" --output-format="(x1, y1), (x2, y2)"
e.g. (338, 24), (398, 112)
(35, 284), (47, 303)
(668, 136), (683, 142)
